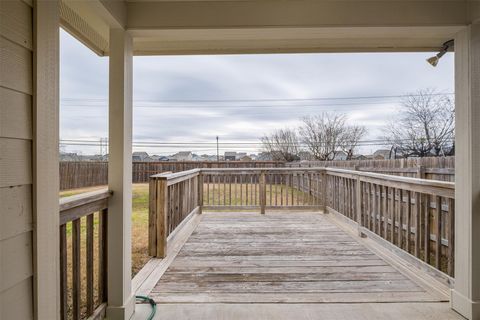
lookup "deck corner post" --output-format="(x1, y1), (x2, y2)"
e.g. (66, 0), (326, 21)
(148, 177), (157, 256)
(451, 23), (480, 320)
(260, 171), (266, 214)
(156, 177), (168, 258)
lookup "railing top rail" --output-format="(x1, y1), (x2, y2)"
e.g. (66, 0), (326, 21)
(198, 167), (327, 173)
(149, 166), (454, 197)
(60, 188), (112, 211)
(59, 188), (112, 225)
(151, 168), (201, 179)
(325, 168), (455, 190)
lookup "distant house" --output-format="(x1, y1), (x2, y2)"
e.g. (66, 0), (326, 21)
(60, 152), (81, 161)
(373, 149), (391, 160)
(352, 154), (368, 160)
(149, 155), (169, 161)
(257, 152), (273, 161)
(224, 152), (237, 161)
(239, 155), (252, 161)
(132, 151), (150, 162)
(235, 152), (247, 160)
(90, 154), (108, 161)
(171, 151), (193, 161)
(333, 151), (348, 161)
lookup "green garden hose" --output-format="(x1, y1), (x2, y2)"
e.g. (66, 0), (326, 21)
(136, 295), (157, 320)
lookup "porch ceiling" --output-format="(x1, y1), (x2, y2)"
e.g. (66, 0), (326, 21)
(62, 0), (475, 55)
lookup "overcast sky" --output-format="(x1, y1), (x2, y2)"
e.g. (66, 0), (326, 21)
(60, 29), (454, 156)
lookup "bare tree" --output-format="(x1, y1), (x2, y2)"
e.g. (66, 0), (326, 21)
(384, 89), (454, 157)
(298, 113), (367, 161)
(260, 128), (300, 161)
(339, 125), (367, 160)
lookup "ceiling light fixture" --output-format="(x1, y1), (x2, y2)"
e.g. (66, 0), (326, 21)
(427, 40), (454, 67)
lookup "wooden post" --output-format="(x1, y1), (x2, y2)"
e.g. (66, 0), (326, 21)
(451, 24), (480, 320)
(148, 178), (157, 256)
(260, 171), (266, 214)
(356, 176), (365, 237)
(156, 178), (168, 257)
(417, 165), (426, 179)
(321, 170), (327, 213)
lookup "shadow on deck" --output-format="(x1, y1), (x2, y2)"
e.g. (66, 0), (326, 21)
(132, 211), (464, 320)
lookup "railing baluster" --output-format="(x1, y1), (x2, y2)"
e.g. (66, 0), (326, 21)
(424, 194), (431, 263)
(390, 188), (395, 244)
(398, 189), (404, 249)
(59, 224), (67, 320)
(435, 195), (442, 269)
(72, 218), (81, 320)
(99, 208), (108, 304)
(415, 192), (421, 259)
(447, 198), (455, 276)
(383, 186), (388, 238)
(86, 214), (94, 316)
(406, 190), (412, 253)
(224, 173), (226, 206)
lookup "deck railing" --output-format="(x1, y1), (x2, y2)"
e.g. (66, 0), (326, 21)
(59, 189), (111, 320)
(325, 168), (455, 277)
(149, 167), (455, 277)
(201, 168), (325, 212)
(149, 169), (201, 257)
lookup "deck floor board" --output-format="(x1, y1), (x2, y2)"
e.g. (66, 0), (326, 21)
(150, 212), (446, 304)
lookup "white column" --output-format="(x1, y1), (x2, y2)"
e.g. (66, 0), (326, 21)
(33, 1), (60, 319)
(107, 28), (135, 319)
(452, 24), (480, 320)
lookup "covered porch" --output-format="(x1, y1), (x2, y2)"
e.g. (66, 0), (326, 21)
(2, 0), (480, 319)
(129, 167), (459, 319)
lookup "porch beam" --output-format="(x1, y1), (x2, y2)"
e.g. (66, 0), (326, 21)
(107, 28), (135, 319)
(452, 24), (480, 320)
(127, 0), (467, 30)
(33, 0), (60, 319)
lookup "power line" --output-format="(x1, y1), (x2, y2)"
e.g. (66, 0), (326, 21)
(60, 92), (454, 104)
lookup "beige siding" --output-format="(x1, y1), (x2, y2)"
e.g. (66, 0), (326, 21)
(0, 277), (33, 320)
(0, 0), (33, 318)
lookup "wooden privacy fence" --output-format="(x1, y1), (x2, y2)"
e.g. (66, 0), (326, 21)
(149, 167), (455, 279)
(287, 156), (455, 182)
(59, 189), (111, 320)
(60, 161), (285, 190)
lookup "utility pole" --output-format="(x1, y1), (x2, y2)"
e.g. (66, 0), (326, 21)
(216, 136), (219, 162)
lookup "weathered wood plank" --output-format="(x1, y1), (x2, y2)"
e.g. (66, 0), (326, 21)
(149, 212), (444, 304)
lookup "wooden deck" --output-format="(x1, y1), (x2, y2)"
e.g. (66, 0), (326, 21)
(134, 212), (462, 319)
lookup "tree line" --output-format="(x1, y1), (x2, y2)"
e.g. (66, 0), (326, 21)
(260, 89), (455, 161)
